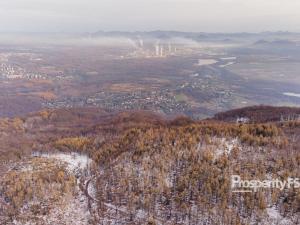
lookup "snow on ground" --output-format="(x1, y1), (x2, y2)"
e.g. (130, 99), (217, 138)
(15, 152), (94, 225)
(13, 192), (91, 225)
(214, 138), (239, 158)
(264, 206), (293, 225)
(219, 62), (235, 68)
(283, 92), (300, 98)
(43, 191), (91, 225)
(35, 152), (91, 172)
(220, 57), (237, 60)
(87, 178), (97, 199)
(190, 73), (199, 77)
(104, 203), (128, 214)
(197, 59), (218, 66)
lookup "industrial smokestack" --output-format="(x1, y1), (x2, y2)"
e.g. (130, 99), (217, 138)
(155, 44), (160, 56)
(168, 43), (172, 52)
(139, 39), (144, 48)
(160, 46), (164, 57)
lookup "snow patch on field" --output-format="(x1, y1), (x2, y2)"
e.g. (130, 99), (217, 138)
(219, 62), (235, 68)
(35, 152), (91, 172)
(197, 59), (218, 66)
(220, 56), (237, 60)
(283, 92), (300, 98)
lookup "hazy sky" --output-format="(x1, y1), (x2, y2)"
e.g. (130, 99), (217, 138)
(0, 0), (300, 33)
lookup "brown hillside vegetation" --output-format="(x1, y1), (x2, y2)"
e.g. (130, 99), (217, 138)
(214, 105), (300, 123)
(0, 107), (299, 224)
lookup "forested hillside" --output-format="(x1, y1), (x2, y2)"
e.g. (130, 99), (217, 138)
(0, 107), (299, 224)
(214, 105), (300, 123)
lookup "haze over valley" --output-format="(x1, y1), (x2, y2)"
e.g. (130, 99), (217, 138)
(1, 31), (300, 119)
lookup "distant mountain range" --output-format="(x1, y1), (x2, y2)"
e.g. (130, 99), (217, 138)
(91, 30), (300, 40)
(254, 39), (298, 46)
